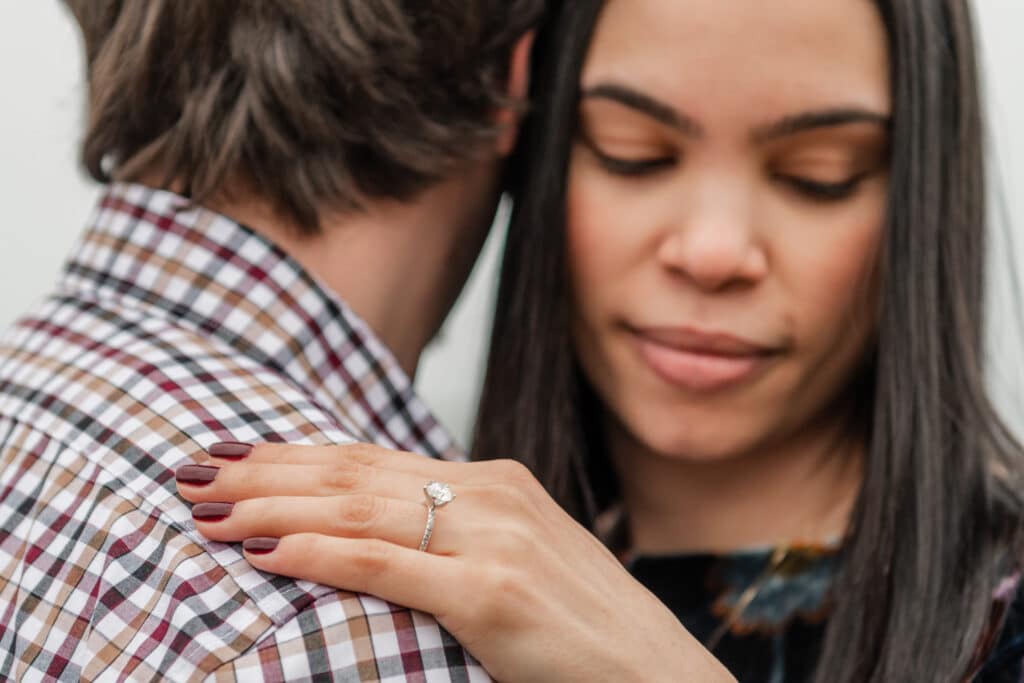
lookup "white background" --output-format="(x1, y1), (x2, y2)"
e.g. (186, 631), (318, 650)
(1, 2), (1021, 446)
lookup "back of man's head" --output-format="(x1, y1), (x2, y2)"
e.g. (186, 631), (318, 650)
(63, 1), (544, 233)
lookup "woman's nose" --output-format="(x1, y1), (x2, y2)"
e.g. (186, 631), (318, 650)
(656, 194), (767, 292)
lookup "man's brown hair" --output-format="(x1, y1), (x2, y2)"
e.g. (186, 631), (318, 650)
(63, 1), (544, 233)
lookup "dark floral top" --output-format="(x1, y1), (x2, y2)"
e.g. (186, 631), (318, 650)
(625, 544), (1024, 682)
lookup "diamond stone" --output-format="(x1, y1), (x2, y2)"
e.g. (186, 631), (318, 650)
(424, 481), (454, 506)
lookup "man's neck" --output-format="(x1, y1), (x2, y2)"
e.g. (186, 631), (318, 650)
(206, 162), (501, 378)
(610, 418), (863, 555)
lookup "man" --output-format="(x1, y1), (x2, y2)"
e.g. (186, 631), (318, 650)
(0, 1), (540, 679)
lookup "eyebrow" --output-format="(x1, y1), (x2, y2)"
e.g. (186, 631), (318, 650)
(752, 108), (891, 142)
(580, 82), (890, 143)
(580, 83), (704, 138)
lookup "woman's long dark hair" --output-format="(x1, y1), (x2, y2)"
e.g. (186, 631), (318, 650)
(474, 1), (1024, 680)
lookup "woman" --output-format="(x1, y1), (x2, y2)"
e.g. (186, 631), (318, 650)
(177, 0), (1024, 680)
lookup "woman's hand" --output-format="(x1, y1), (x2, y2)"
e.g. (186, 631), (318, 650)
(176, 442), (733, 683)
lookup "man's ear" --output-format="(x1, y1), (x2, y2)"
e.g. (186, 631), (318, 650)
(495, 31), (535, 157)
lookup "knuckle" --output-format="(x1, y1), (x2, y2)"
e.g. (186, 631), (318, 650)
(340, 442), (382, 466)
(322, 461), (365, 493)
(471, 567), (528, 626)
(296, 534), (329, 568)
(487, 481), (533, 513)
(332, 495), (384, 535)
(492, 459), (535, 485)
(350, 539), (392, 577)
(490, 566), (524, 596)
(491, 460), (549, 508)
(497, 521), (535, 559)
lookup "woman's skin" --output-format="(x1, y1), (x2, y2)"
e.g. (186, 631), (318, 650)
(178, 0), (892, 680)
(569, 0), (890, 554)
(181, 443), (731, 682)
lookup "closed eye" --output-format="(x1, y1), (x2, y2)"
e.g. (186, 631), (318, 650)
(778, 173), (868, 201)
(589, 145), (676, 177)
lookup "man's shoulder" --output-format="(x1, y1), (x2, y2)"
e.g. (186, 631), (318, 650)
(213, 589), (486, 681)
(0, 418), (480, 680)
(0, 287), (353, 450)
(0, 294), (486, 680)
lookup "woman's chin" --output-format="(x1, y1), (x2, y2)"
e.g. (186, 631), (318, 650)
(649, 439), (750, 465)
(624, 414), (765, 465)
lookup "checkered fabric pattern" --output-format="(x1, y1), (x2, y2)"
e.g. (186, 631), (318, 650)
(0, 183), (490, 682)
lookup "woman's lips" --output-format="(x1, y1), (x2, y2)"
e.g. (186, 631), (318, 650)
(628, 326), (776, 392)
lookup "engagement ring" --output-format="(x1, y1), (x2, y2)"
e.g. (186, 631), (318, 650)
(419, 481), (455, 552)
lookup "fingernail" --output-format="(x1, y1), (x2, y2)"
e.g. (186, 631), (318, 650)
(243, 537), (279, 555)
(175, 464), (219, 486)
(192, 502), (234, 522)
(209, 441), (253, 460)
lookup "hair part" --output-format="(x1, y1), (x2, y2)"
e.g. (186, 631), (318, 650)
(63, 0), (544, 233)
(473, 1), (1024, 680)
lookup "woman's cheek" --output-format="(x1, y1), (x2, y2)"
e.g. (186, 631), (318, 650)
(783, 199), (885, 378)
(566, 166), (619, 293)
(567, 165), (661, 290)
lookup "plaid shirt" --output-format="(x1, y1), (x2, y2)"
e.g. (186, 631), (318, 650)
(0, 183), (490, 682)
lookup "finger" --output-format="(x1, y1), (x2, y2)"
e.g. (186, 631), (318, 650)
(243, 533), (469, 620)
(176, 459), (426, 504)
(205, 441), (476, 480)
(191, 494), (460, 555)
(207, 443), (543, 497)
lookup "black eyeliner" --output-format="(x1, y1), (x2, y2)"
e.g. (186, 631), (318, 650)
(579, 135), (675, 177)
(782, 172), (868, 200)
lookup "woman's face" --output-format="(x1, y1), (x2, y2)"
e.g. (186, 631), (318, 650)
(568, 0), (891, 462)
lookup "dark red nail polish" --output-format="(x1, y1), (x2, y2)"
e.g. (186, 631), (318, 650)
(175, 464), (219, 486)
(243, 537), (279, 555)
(192, 502), (234, 522)
(209, 441), (253, 460)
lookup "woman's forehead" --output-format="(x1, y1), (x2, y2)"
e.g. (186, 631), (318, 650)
(580, 0), (891, 124)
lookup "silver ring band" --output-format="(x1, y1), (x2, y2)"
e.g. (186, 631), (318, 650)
(419, 481), (454, 552)
(418, 505), (437, 552)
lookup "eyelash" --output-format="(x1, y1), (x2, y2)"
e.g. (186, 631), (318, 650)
(778, 174), (866, 201)
(591, 148), (676, 177)
(588, 142), (867, 201)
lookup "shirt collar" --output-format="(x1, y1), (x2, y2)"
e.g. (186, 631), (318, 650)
(64, 182), (457, 457)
